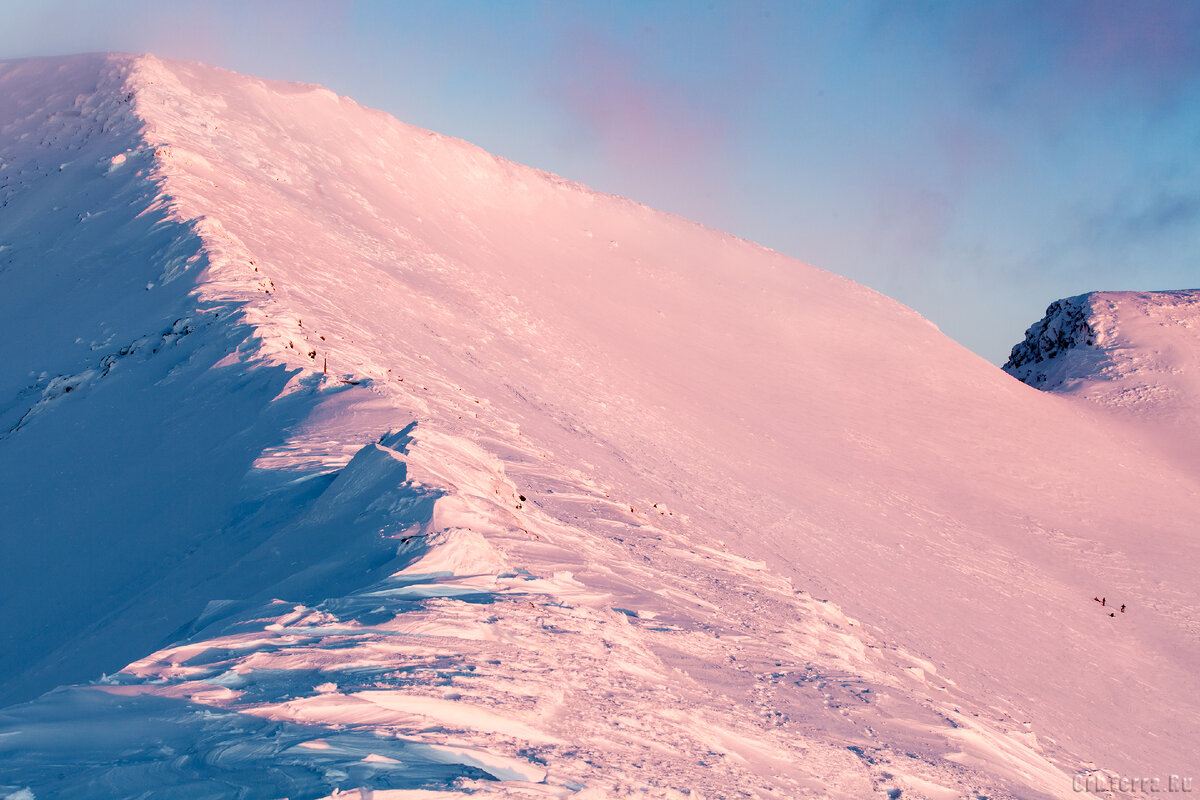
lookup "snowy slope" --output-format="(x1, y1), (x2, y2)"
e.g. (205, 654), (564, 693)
(1005, 290), (1200, 475)
(2, 54), (1199, 799)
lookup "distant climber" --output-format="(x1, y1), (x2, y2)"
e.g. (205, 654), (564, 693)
(1120, 604), (1126, 613)
(1102, 597), (1106, 607)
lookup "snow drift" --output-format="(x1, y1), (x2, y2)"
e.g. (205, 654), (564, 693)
(1, 54), (1198, 799)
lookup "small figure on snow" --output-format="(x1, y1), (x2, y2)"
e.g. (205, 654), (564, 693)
(1120, 604), (1126, 613)
(1102, 597), (1106, 607)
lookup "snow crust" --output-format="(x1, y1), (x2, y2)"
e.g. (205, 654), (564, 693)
(2, 54), (1199, 798)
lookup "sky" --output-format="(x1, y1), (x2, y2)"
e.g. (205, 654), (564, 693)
(3, 0), (1199, 363)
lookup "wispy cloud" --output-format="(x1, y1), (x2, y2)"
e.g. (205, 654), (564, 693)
(864, 178), (954, 264)
(1084, 189), (1200, 241)
(950, 0), (1200, 115)
(537, 25), (741, 220)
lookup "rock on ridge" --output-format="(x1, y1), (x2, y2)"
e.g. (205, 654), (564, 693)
(1003, 289), (1200, 474)
(1002, 294), (1097, 388)
(1003, 289), (1200, 395)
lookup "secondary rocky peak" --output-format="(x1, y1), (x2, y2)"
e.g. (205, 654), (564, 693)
(1004, 289), (1200, 392)
(1003, 294), (1098, 388)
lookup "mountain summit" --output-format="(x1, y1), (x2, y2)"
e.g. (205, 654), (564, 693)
(2, 54), (1198, 799)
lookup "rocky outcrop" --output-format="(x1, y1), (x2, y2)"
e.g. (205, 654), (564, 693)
(1003, 295), (1096, 387)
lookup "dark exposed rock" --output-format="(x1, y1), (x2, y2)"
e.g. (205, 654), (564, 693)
(1003, 295), (1095, 386)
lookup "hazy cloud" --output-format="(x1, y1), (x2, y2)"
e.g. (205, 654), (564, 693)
(951, 0), (1200, 115)
(1085, 190), (1200, 241)
(538, 25), (739, 220)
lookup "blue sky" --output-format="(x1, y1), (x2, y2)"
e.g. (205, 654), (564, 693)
(4, 0), (1200, 362)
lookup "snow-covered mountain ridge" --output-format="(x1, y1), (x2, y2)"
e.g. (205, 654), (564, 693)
(2, 54), (1199, 799)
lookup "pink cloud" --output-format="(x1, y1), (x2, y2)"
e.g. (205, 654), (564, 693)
(127, 0), (357, 71)
(539, 27), (735, 219)
(867, 178), (954, 263)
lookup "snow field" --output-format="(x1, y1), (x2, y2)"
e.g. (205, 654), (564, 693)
(3, 54), (1199, 798)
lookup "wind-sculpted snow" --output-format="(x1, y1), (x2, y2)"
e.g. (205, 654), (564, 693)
(2, 54), (1200, 798)
(1, 423), (1067, 798)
